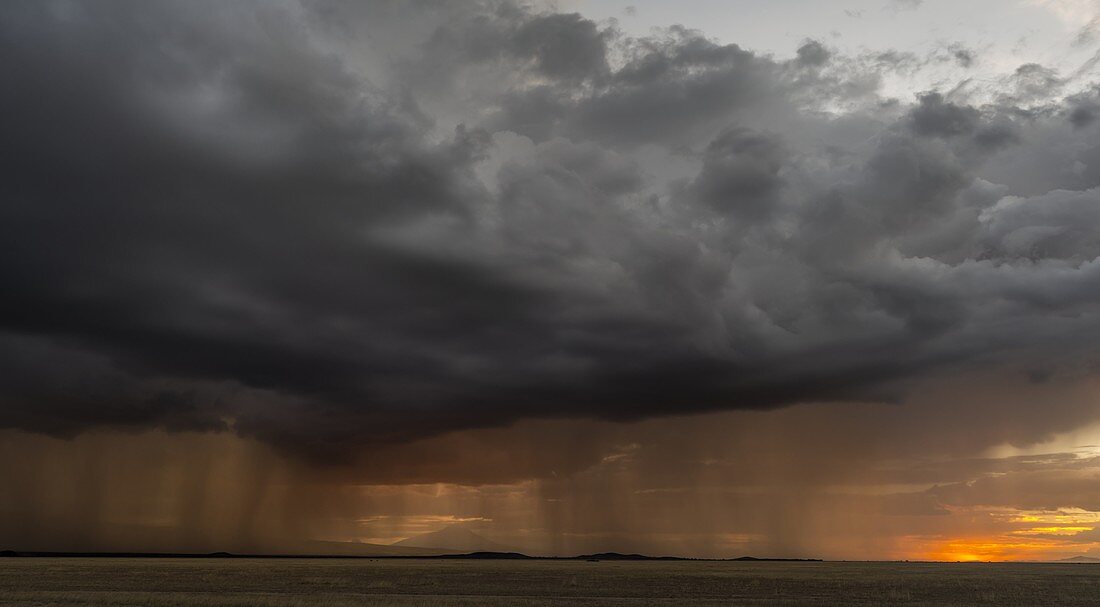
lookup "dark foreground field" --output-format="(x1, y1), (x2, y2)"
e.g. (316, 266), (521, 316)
(2, 558), (1099, 606)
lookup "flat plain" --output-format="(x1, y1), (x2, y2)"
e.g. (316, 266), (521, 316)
(2, 558), (1099, 606)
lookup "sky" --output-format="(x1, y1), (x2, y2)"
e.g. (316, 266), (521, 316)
(2, 0), (1100, 561)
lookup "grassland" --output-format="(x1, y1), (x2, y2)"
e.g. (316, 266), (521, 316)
(2, 557), (1100, 606)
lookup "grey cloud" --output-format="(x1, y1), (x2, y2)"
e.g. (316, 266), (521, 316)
(689, 128), (786, 221)
(565, 28), (778, 147)
(1071, 103), (1099, 128)
(795, 40), (831, 68)
(902, 94), (1020, 171)
(1067, 88), (1100, 128)
(929, 469), (1100, 512)
(973, 120), (1020, 150)
(975, 189), (1100, 262)
(0, 332), (228, 437)
(1004, 63), (1067, 105)
(951, 46), (976, 68)
(892, 0), (924, 10)
(907, 92), (1020, 152)
(414, 5), (613, 84)
(472, 24), (818, 149)
(1074, 17), (1099, 48)
(873, 452), (1100, 516)
(868, 453), (1096, 487)
(2, 0), (1100, 462)
(510, 12), (611, 81)
(405, 4), (611, 105)
(909, 93), (981, 137)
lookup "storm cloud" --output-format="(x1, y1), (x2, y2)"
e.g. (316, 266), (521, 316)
(2, 0), (1100, 462)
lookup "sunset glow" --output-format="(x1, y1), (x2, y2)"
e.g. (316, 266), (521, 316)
(921, 537), (1078, 563)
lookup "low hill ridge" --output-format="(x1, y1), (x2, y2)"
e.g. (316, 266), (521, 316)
(1056, 555), (1100, 563)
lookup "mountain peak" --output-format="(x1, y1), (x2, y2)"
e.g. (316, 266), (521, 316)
(1056, 555), (1100, 563)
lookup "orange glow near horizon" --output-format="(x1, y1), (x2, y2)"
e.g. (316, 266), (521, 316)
(919, 534), (1099, 562)
(901, 506), (1100, 562)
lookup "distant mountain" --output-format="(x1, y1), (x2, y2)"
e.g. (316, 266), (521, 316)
(575, 552), (682, 561)
(392, 525), (516, 553)
(438, 551), (534, 560)
(1056, 556), (1100, 563)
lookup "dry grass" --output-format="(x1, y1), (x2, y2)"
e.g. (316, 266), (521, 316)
(2, 558), (1100, 606)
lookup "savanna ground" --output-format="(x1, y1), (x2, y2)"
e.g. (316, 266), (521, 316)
(1, 558), (1099, 606)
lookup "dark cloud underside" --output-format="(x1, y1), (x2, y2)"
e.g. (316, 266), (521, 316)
(2, 0), (1100, 461)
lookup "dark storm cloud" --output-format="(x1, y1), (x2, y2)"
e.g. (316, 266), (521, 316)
(510, 12), (610, 81)
(689, 128), (786, 220)
(795, 40), (831, 68)
(1067, 87), (1100, 128)
(909, 93), (981, 137)
(951, 46), (976, 69)
(907, 93), (1019, 152)
(485, 26), (781, 147)
(0, 332), (228, 437)
(2, 0), (1100, 461)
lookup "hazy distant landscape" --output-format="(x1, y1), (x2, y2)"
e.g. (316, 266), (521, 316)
(3, 558), (1100, 606)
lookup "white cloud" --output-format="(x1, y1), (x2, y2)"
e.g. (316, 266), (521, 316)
(1029, 0), (1100, 26)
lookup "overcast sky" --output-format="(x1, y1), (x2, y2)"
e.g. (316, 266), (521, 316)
(577, 0), (1097, 61)
(2, 0), (1100, 560)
